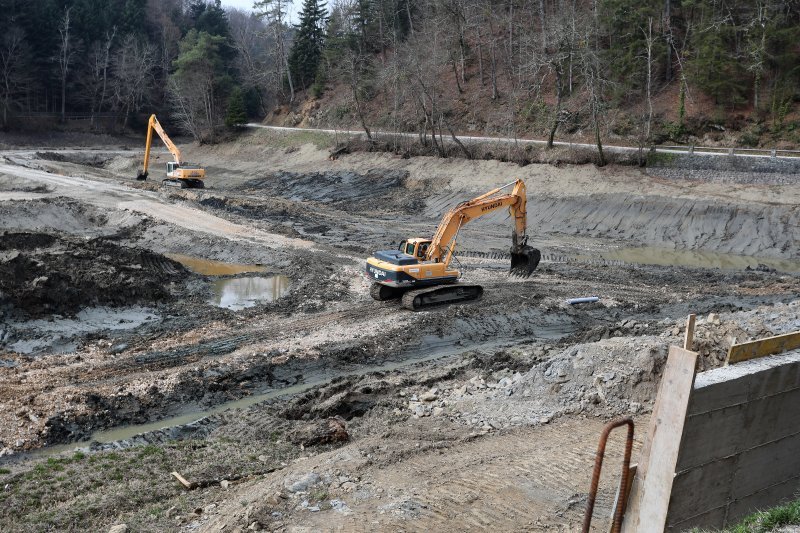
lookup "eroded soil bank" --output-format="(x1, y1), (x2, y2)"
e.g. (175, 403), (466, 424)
(1, 130), (798, 532)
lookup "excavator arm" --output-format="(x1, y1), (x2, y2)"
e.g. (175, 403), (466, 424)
(427, 179), (534, 274)
(137, 114), (182, 180)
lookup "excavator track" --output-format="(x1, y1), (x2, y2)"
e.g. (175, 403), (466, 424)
(370, 282), (404, 301)
(162, 178), (205, 189)
(401, 284), (483, 311)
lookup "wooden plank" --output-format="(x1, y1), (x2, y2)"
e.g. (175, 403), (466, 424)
(171, 471), (195, 490)
(611, 464), (638, 533)
(727, 331), (800, 365)
(684, 314), (696, 351)
(621, 346), (698, 533)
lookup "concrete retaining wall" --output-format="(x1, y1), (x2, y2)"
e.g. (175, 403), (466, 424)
(665, 350), (800, 529)
(647, 152), (800, 185)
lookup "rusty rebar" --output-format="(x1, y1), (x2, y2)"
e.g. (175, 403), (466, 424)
(581, 416), (635, 533)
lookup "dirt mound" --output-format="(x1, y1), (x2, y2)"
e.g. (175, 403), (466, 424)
(242, 169), (411, 209)
(35, 151), (112, 167)
(0, 232), (191, 317)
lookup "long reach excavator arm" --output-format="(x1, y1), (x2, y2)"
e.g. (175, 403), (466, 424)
(365, 179), (540, 310)
(136, 114), (205, 188)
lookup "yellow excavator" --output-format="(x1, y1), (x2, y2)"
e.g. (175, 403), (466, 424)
(136, 114), (205, 188)
(366, 179), (540, 311)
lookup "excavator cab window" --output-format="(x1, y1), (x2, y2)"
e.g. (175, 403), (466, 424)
(398, 240), (407, 253)
(418, 243), (429, 258)
(405, 242), (416, 256)
(167, 162), (178, 173)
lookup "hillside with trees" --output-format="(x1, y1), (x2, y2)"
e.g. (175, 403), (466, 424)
(1, 0), (799, 150)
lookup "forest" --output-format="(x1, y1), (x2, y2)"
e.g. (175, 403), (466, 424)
(0, 0), (799, 148)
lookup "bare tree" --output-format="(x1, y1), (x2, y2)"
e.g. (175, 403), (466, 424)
(147, 0), (182, 104)
(229, 9), (272, 114)
(113, 35), (158, 129)
(80, 27), (117, 128)
(168, 78), (202, 140)
(641, 17), (655, 143)
(57, 7), (78, 122)
(254, 0), (295, 103)
(0, 27), (28, 129)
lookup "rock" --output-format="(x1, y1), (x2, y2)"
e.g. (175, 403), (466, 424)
(248, 522), (261, 531)
(109, 343), (128, 354)
(108, 525), (128, 533)
(629, 402), (642, 413)
(539, 416), (552, 424)
(284, 472), (321, 493)
(432, 407), (444, 416)
(265, 492), (283, 506)
(220, 480), (230, 490)
(671, 327), (680, 336)
(341, 481), (357, 491)
(287, 417), (348, 447)
(420, 390), (438, 402)
(708, 313), (720, 325)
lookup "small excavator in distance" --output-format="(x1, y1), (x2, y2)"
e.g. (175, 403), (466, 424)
(136, 114), (205, 188)
(366, 179), (541, 311)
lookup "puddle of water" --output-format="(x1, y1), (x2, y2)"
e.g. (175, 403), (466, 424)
(598, 246), (800, 274)
(5, 307), (159, 354)
(165, 253), (267, 276)
(210, 276), (290, 310)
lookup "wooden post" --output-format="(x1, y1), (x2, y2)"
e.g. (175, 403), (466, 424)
(683, 314), (696, 351)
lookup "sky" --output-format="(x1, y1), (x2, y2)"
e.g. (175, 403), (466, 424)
(220, 0), (300, 22)
(220, 0), (254, 11)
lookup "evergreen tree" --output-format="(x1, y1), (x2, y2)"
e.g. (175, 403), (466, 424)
(287, 0), (328, 90)
(225, 86), (247, 128)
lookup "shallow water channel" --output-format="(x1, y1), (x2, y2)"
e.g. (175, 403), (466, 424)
(598, 246), (800, 274)
(25, 319), (578, 459)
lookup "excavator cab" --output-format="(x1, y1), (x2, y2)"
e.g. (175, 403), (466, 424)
(398, 239), (432, 260)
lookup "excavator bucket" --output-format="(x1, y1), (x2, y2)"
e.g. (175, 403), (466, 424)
(136, 170), (148, 181)
(510, 245), (541, 278)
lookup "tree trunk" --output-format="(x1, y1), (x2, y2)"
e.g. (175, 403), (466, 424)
(664, 0), (672, 82)
(548, 65), (562, 149)
(445, 117), (471, 159)
(593, 102), (605, 167)
(644, 18), (653, 142)
(476, 28), (484, 86)
(452, 59), (463, 93)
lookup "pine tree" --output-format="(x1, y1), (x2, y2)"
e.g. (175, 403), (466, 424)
(287, 0), (328, 91)
(225, 86), (247, 128)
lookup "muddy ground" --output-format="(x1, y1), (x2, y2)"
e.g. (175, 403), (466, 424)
(0, 129), (799, 532)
